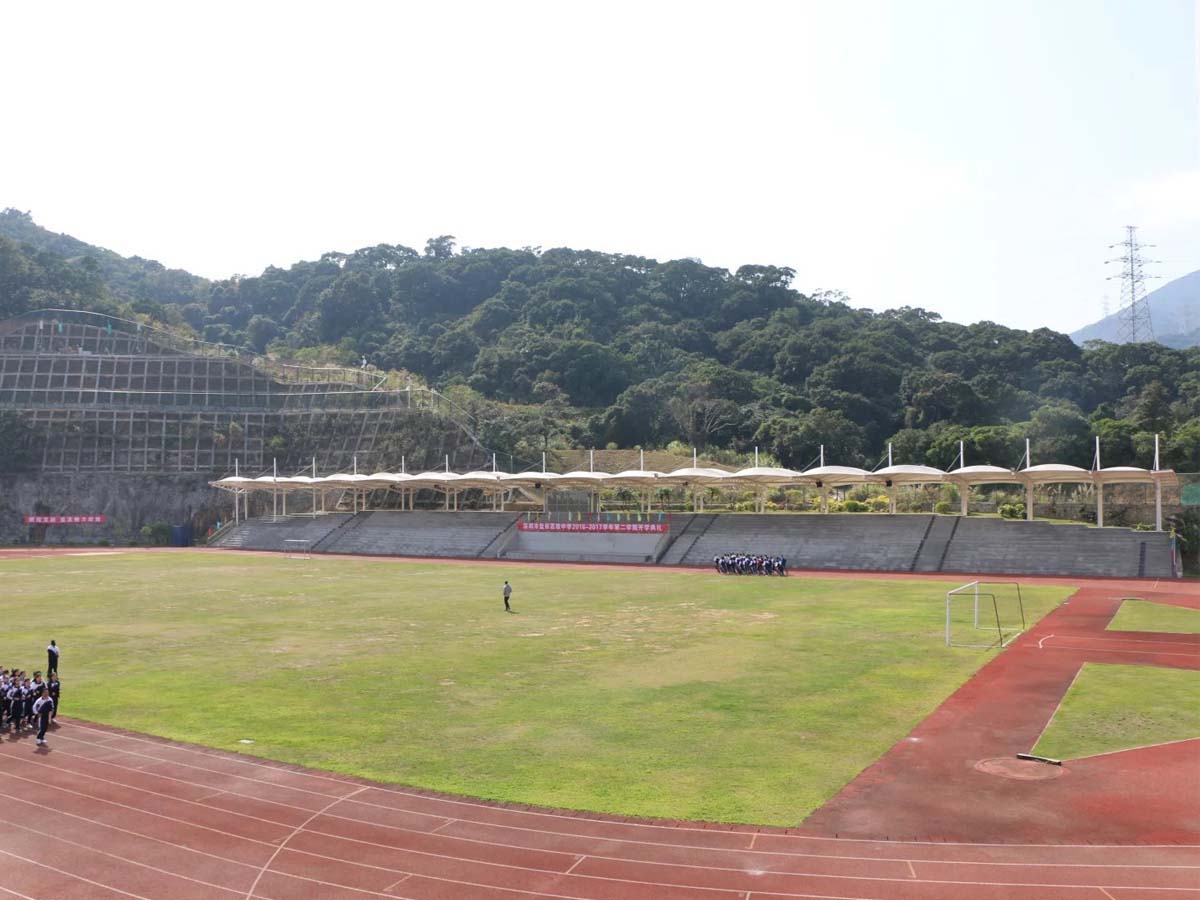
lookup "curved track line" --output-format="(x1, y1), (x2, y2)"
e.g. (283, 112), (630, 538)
(242, 786), (367, 899)
(52, 720), (1200, 852)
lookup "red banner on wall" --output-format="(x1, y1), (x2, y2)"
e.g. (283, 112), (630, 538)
(24, 515), (107, 525)
(518, 521), (668, 534)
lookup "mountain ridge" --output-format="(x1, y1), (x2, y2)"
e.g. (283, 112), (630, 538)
(1071, 269), (1200, 349)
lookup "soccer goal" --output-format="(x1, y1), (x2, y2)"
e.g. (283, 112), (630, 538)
(945, 581), (1026, 648)
(283, 539), (312, 559)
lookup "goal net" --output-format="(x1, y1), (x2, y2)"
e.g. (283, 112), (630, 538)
(283, 539), (312, 559)
(945, 581), (1026, 648)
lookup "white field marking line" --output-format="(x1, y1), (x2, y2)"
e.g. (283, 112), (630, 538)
(1038, 644), (1200, 659)
(0, 787), (271, 873)
(53, 725), (1200, 855)
(1099, 888), (1118, 900)
(749, 832), (757, 850)
(41, 740), (341, 816)
(0, 761), (297, 838)
(0, 884), (40, 900)
(906, 860), (916, 879)
(308, 817), (1200, 889)
(16, 740), (1196, 876)
(428, 817), (458, 834)
(1029, 663), (1087, 752)
(0, 846), (152, 900)
(1, 756), (1185, 898)
(381, 873), (412, 892)
(196, 789), (229, 803)
(1038, 634), (1056, 649)
(2, 817), (246, 896)
(59, 725), (366, 800)
(1058, 633), (1200, 646)
(4, 746), (1194, 878)
(565, 855), (586, 874)
(1065, 736), (1200, 763)
(243, 786), (366, 900)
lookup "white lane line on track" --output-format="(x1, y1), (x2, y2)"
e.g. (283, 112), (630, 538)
(53, 721), (1200, 854)
(1037, 644), (1200, 658)
(25, 738), (1200, 875)
(243, 786), (366, 900)
(381, 873), (412, 893)
(2, 754), (1190, 897)
(2, 818), (245, 896)
(1071, 634), (1200, 645)
(0, 846), (152, 900)
(6, 739), (1197, 877)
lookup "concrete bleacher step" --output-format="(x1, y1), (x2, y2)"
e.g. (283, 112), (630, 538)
(211, 512), (1177, 579)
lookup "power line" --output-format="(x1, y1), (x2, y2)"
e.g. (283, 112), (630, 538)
(1104, 225), (1159, 343)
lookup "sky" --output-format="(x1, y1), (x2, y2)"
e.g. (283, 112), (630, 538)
(1, 0), (1196, 333)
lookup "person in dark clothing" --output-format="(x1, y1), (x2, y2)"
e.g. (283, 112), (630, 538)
(502, 581), (512, 612)
(47, 640), (59, 676)
(47, 673), (60, 722)
(33, 688), (54, 746)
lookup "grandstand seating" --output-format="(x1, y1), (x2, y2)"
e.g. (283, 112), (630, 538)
(676, 514), (933, 572)
(317, 511), (520, 558)
(211, 511), (1177, 578)
(939, 518), (1171, 578)
(501, 528), (669, 564)
(213, 513), (354, 552)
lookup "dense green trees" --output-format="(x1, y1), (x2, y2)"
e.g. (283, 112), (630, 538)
(1, 209), (1198, 471)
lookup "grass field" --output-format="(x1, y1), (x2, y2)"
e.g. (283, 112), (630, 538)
(1033, 663), (1200, 760)
(0, 551), (1072, 824)
(1107, 599), (1200, 634)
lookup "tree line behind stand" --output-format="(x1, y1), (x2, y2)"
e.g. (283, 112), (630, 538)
(1, 209), (1198, 478)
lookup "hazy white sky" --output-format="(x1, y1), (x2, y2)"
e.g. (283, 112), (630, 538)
(2, 0), (1197, 332)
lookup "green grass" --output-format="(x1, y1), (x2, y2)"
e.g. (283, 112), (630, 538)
(1107, 599), (1200, 634)
(0, 552), (1070, 825)
(1033, 663), (1200, 760)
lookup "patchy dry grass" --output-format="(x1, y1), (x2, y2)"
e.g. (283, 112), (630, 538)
(1107, 599), (1200, 634)
(1034, 663), (1200, 759)
(0, 551), (1071, 824)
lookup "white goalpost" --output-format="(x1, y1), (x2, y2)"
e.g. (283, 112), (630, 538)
(945, 580), (1026, 648)
(283, 539), (312, 559)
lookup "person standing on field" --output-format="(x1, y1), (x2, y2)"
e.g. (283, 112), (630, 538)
(47, 640), (59, 675)
(502, 580), (512, 613)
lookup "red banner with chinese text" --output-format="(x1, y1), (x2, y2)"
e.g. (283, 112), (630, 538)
(517, 521), (667, 534)
(23, 515), (107, 525)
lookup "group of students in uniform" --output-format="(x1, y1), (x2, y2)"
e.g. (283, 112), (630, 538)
(713, 553), (788, 576)
(1, 641), (61, 746)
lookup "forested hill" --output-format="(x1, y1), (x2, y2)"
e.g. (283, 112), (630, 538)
(1, 209), (1197, 471)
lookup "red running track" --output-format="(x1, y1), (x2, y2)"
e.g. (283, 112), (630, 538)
(0, 717), (1197, 900)
(1, 552), (1198, 897)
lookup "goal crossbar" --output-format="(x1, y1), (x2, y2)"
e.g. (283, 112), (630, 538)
(945, 580), (1026, 648)
(283, 539), (312, 559)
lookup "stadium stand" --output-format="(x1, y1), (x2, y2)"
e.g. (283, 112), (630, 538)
(317, 511), (520, 558)
(500, 527), (671, 564)
(211, 511), (1175, 577)
(676, 514), (933, 572)
(213, 513), (354, 552)
(938, 517), (1173, 578)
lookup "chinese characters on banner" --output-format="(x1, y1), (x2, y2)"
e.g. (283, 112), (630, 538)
(517, 521), (668, 534)
(23, 515), (107, 525)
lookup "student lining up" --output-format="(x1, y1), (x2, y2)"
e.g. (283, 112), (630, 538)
(713, 554), (787, 575)
(2, 667), (59, 746)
